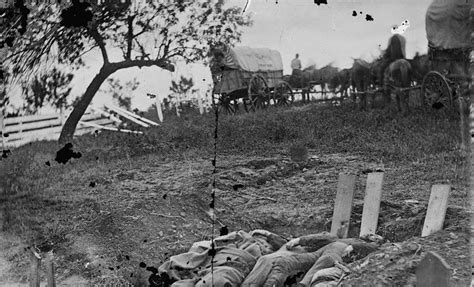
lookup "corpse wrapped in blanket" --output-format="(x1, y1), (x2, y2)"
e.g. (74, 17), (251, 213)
(157, 230), (379, 286)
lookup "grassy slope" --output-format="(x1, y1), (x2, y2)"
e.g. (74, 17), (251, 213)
(0, 103), (469, 285)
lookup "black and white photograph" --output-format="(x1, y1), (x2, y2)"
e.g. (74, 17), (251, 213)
(0, 0), (472, 285)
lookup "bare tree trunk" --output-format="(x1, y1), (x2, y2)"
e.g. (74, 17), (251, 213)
(58, 66), (115, 145)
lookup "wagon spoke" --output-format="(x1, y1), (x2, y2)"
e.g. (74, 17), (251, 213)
(218, 97), (236, 115)
(273, 81), (294, 107)
(248, 75), (269, 112)
(422, 71), (452, 109)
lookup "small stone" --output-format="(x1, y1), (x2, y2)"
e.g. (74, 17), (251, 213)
(289, 144), (309, 163)
(158, 231), (164, 237)
(179, 212), (186, 217)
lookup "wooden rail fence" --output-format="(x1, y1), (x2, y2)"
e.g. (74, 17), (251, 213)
(1, 105), (158, 148)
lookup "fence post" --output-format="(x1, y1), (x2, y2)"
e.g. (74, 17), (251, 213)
(198, 92), (204, 115)
(59, 106), (65, 127)
(0, 108), (4, 151)
(176, 95), (181, 117)
(155, 97), (163, 123)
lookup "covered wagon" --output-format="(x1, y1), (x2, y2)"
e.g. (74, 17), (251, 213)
(422, 0), (472, 109)
(210, 46), (293, 113)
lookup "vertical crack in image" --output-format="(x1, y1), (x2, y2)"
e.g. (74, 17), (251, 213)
(0, 0), (471, 286)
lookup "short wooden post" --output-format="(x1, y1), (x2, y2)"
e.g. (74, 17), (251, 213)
(360, 172), (384, 237)
(471, 131), (474, 271)
(155, 97), (163, 123)
(29, 248), (41, 287)
(0, 109), (5, 151)
(45, 251), (56, 287)
(198, 93), (204, 115)
(458, 97), (467, 151)
(469, 103), (474, 144)
(59, 106), (65, 127)
(330, 173), (356, 238)
(175, 95), (181, 117)
(422, 185), (450, 237)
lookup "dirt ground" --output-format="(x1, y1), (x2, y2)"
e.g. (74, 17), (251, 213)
(1, 148), (470, 285)
(0, 102), (470, 285)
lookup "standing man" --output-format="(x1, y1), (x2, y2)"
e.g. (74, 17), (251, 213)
(291, 54), (305, 101)
(291, 53), (302, 73)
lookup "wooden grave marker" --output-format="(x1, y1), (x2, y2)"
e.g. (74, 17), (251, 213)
(359, 172), (384, 237)
(471, 143), (474, 274)
(416, 251), (451, 287)
(330, 173), (356, 238)
(29, 249), (41, 287)
(45, 251), (56, 287)
(421, 185), (450, 237)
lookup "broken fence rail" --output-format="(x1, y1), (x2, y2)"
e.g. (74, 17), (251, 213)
(1, 105), (158, 148)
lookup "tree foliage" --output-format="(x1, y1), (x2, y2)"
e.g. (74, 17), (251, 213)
(20, 67), (74, 114)
(2, 0), (252, 143)
(169, 75), (197, 96)
(105, 77), (139, 110)
(6, 0), (252, 79)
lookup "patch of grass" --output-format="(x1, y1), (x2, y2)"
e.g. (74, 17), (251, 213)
(0, 102), (467, 283)
(1, 103), (463, 196)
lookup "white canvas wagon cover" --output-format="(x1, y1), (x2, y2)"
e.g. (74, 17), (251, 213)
(425, 0), (471, 50)
(223, 46), (283, 72)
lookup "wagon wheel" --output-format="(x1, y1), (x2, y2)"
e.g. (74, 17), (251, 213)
(273, 81), (294, 107)
(422, 71), (452, 109)
(246, 75), (270, 112)
(217, 96), (238, 115)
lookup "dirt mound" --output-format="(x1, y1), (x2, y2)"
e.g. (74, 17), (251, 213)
(343, 230), (470, 285)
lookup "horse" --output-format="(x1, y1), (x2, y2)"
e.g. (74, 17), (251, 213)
(372, 34), (407, 92)
(285, 69), (309, 102)
(360, 34), (408, 110)
(310, 65), (339, 99)
(328, 68), (352, 99)
(408, 53), (430, 85)
(288, 65), (320, 103)
(287, 64), (340, 102)
(350, 59), (373, 109)
(383, 58), (412, 114)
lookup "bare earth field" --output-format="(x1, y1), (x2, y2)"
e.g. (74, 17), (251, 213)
(0, 102), (470, 286)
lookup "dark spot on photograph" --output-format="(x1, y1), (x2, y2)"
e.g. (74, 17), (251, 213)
(314, 0), (327, 5)
(55, 143), (82, 164)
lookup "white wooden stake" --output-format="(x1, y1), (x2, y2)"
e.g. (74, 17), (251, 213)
(176, 95), (181, 117)
(422, 185), (450, 237)
(198, 92), (204, 115)
(59, 106), (65, 127)
(360, 172), (384, 237)
(0, 109), (4, 150)
(155, 97), (163, 123)
(330, 173), (356, 238)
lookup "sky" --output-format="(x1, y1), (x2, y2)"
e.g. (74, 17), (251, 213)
(9, 0), (433, 113)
